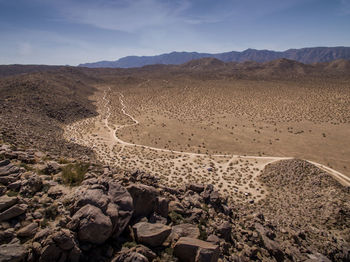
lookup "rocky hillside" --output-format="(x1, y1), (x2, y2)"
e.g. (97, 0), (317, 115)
(0, 65), (65, 78)
(79, 47), (350, 68)
(0, 143), (349, 262)
(173, 58), (350, 80)
(0, 69), (98, 159)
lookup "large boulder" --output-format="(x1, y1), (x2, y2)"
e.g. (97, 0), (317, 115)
(112, 245), (156, 262)
(0, 204), (27, 222)
(0, 229), (15, 243)
(0, 159), (10, 167)
(107, 180), (134, 237)
(68, 178), (133, 244)
(188, 184), (205, 193)
(37, 228), (81, 262)
(17, 222), (38, 238)
(155, 197), (169, 218)
(42, 161), (61, 175)
(174, 237), (219, 262)
(0, 243), (27, 262)
(169, 200), (186, 215)
(20, 173), (43, 197)
(0, 174), (19, 186)
(0, 163), (20, 176)
(133, 222), (171, 247)
(52, 229), (77, 251)
(127, 184), (158, 218)
(216, 222), (231, 242)
(171, 224), (200, 241)
(69, 204), (113, 244)
(0, 196), (18, 212)
(261, 234), (284, 262)
(112, 252), (148, 262)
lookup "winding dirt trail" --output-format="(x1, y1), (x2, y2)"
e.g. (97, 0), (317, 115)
(104, 87), (350, 187)
(104, 88), (291, 160)
(63, 85), (350, 203)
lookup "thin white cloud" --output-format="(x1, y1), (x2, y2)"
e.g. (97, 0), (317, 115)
(51, 0), (193, 32)
(1, 27), (160, 65)
(34, 0), (310, 32)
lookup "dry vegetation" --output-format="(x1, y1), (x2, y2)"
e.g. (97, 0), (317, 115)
(1, 60), (350, 261)
(62, 59), (350, 202)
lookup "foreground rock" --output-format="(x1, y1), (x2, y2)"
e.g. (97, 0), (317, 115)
(0, 204), (27, 221)
(68, 178), (134, 244)
(171, 223), (200, 241)
(113, 244), (157, 262)
(0, 162), (20, 176)
(127, 184), (158, 218)
(17, 222), (38, 238)
(174, 237), (219, 262)
(133, 222), (171, 247)
(0, 243), (27, 262)
(112, 252), (148, 262)
(0, 144), (348, 262)
(69, 204), (113, 244)
(32, 228), (81, 262)
(0, 196), (18, 212)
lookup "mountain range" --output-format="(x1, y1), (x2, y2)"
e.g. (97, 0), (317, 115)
(79, 46), (350, 68)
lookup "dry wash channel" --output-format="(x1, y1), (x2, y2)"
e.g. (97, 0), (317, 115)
(64, 83), (350, 203)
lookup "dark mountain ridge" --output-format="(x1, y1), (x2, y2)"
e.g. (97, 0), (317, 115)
(79, 46), (350, 68)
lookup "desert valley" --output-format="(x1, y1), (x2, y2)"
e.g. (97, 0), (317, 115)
(0, 55), (349, 262)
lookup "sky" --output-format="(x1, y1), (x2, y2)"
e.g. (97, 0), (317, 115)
(0, 0), (350, 65)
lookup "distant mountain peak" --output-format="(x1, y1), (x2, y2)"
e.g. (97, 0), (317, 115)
(183, 57), (225, 69)
(79, 47), (350, 68)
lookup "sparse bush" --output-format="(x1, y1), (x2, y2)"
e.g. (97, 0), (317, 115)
(44, 203), (58, 220)
(40, 218), (48, 228)
(164, 247), (174, 256)
(198, 217), (208, 240)
(7, 190), (18, 197)
(58, 158), (70, 164)
(169, 211), (184, 225)
(20, 163), (34, 171)
(61, 162), (89, 186)
(122, 241), (137, 249)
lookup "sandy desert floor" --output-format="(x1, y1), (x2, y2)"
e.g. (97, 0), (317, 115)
(64, 76), (350, 202)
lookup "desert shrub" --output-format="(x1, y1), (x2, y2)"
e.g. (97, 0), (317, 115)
(6, 190), (18, 197)
(44, 204), (58, 220)
(198, 217), (208, 240)
(40, 218), (48, 228)
(42, 184), (50, 193)
(164, 247), (174, 256)
(122, 241), (137, 248)
(58, 158), (70, 164)
(202, 204), (209, 213)
(169, 211), (184, 225)
(20, 163), (34, 171)
(61, 162), (89, 186)
(42, 156), (53, 161)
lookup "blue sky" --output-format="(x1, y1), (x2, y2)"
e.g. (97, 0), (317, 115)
(0, 0), (349, 65)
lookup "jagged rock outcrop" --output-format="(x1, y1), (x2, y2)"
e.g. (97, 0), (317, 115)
(127, 184), (158, 218)
(0, 243), (27, 262)
(174, 237), (220, 262)
(133, 222), (171, 247)
(68, 178), (134, 244)
(0, 144), (349, 262)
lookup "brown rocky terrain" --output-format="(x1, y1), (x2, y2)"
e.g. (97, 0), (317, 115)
(0, 68), (100, 159)
(0, 143), (349, 261)
(0, 59), (349, 261)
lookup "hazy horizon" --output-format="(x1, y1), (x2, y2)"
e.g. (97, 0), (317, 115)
(1, 0), (350, 65)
